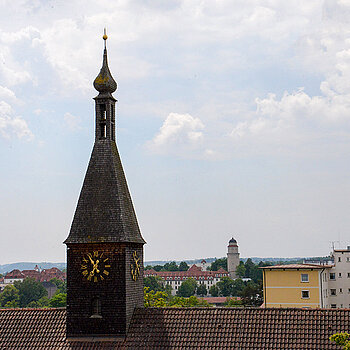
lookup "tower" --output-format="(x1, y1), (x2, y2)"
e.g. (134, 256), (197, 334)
(227, 237), (240, 279)
(64, 32), (145, 339)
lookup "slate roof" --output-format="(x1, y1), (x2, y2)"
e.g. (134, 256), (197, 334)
(64, 140), (145, 245)
(0, 307), (348, 349)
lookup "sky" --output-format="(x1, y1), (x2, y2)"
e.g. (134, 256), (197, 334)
(1, 0), (350, 264)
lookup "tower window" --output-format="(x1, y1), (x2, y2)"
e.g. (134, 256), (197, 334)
(100, 123), (106, 138)
(90, 297), (102, 318)
(100, 104), (106, 120)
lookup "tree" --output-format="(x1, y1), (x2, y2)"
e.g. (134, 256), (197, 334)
(231, 278), (245, 296)
(168, 295), (211, 307)
(144, 287), (168, 307)
(330, 332), (350, 349)
(196, 284), (207, 296)
(224, 298), (243, 307)
(209, 285), (219, 297)
(50, 278), (66, 294)
(144, 276), (164, 292)
(0, 285), (19, 307)
(162, 261), (178, 271)
(153, 265), (164, 272)
(236, 261), (246, 278)
(14, 278), (47, 307)
(241, 281), (263, 306)
(179, 261), (189, 271)
(210, 258), (227, 271)
(49, 293), (67, 307)
(216, 277), (234, 297)
(177, 278), (197, 297)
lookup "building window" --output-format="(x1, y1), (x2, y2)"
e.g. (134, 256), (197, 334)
(90, 298), (102, 318)
(330, 289), (336, 296)
(330, 273), (335, 280)
(338, 257), (341, 262)
(340, 288), (343, 294)
(347, 257), (350, 262)
(331, 304), (337, 308)
(301, 274), (309, 282)
(339, 273), (342, 278)
(348, 273), (350, 278)
(302, 290), (310, 299)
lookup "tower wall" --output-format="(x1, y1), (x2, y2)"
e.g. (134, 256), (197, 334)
(227, 242), (240, 279)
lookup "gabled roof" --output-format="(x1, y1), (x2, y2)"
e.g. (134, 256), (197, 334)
(0, 307), (347, 349)
(64, 141), (145, 245)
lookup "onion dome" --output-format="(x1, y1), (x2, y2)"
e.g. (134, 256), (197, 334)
(229, 237), (237, 244)
(93, 30), (117, 96)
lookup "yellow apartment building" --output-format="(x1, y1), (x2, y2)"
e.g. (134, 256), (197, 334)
(261, 264), (331, 308)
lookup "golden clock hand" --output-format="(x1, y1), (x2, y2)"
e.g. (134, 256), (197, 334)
(87, 254), (94, 265)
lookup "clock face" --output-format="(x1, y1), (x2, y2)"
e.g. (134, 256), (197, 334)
(81, 250), (111, 282)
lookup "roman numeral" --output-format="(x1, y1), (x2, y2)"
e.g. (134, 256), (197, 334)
(103, 270), (109, 275)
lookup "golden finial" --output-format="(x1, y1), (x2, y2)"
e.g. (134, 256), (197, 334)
(103, 28), (108, 41)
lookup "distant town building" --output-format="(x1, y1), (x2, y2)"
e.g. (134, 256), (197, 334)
(227, 237), (240, 279)
(261, 247), (350, 309)
(145, 264), (228, 295)
(3, 267), (66, 286)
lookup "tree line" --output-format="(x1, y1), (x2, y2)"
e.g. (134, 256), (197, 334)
(0, 278), (66, 308)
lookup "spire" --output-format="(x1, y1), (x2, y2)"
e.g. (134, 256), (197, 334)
(93, 29), (117, 96)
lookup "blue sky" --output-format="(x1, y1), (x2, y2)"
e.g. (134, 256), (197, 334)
(1, 0), (350, 263)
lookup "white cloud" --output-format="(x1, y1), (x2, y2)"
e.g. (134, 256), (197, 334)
(64, 112), (81, 131)
(0, 101), (33, 140)
(148, 112), (205, 156)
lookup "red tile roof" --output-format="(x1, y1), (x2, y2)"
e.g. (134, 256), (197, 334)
(144, 264), (228, 280)
(0, 307), (348, 349)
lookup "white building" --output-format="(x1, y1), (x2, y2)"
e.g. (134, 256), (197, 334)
(323, 248), (350, 308)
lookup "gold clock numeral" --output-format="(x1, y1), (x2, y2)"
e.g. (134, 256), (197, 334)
(83, 258), (88, 263)
(94, 251), (99, 257)
(81, 265), (87, 270)
(87, 275), (92, 281)
(94, 276), (98, 282)
(82, 270), (88, 276)
(103, 270), (109, 275)
(105, 265), (111, 268)
(100, 275), (104, 281)
(104, 258), (109, 262)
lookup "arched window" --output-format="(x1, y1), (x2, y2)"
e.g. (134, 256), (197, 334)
(90, 297), (102, 318)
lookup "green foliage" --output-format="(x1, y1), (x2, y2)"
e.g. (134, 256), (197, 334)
(196, 284), (207, 296)
(144, 276), (165, 292)
(49, 293), (67, 307)
(330, 333), (350, 349)
(0, 285), (19, 307)
(38, 296), (50, 307)
(49, 278), (66, 294)
(177, 278), (197, 297)
(224, 298), (243, 307)
(241, 281), (263, 306)
(236, 261), (246, 278)
(153, 265), (164, 272)
(144, 287), (169, 307)
(209, 285), (219, 297)
(210, 258), (227, 271)
(217, 277), (234, 297)
(232, 278), (245, 296)
(14, 278), (47, 307)
(178, 261), (189, 271)
(168, 295), (211, 307)
(162, 261), (178, 271)
(144, 265), (154, 270)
